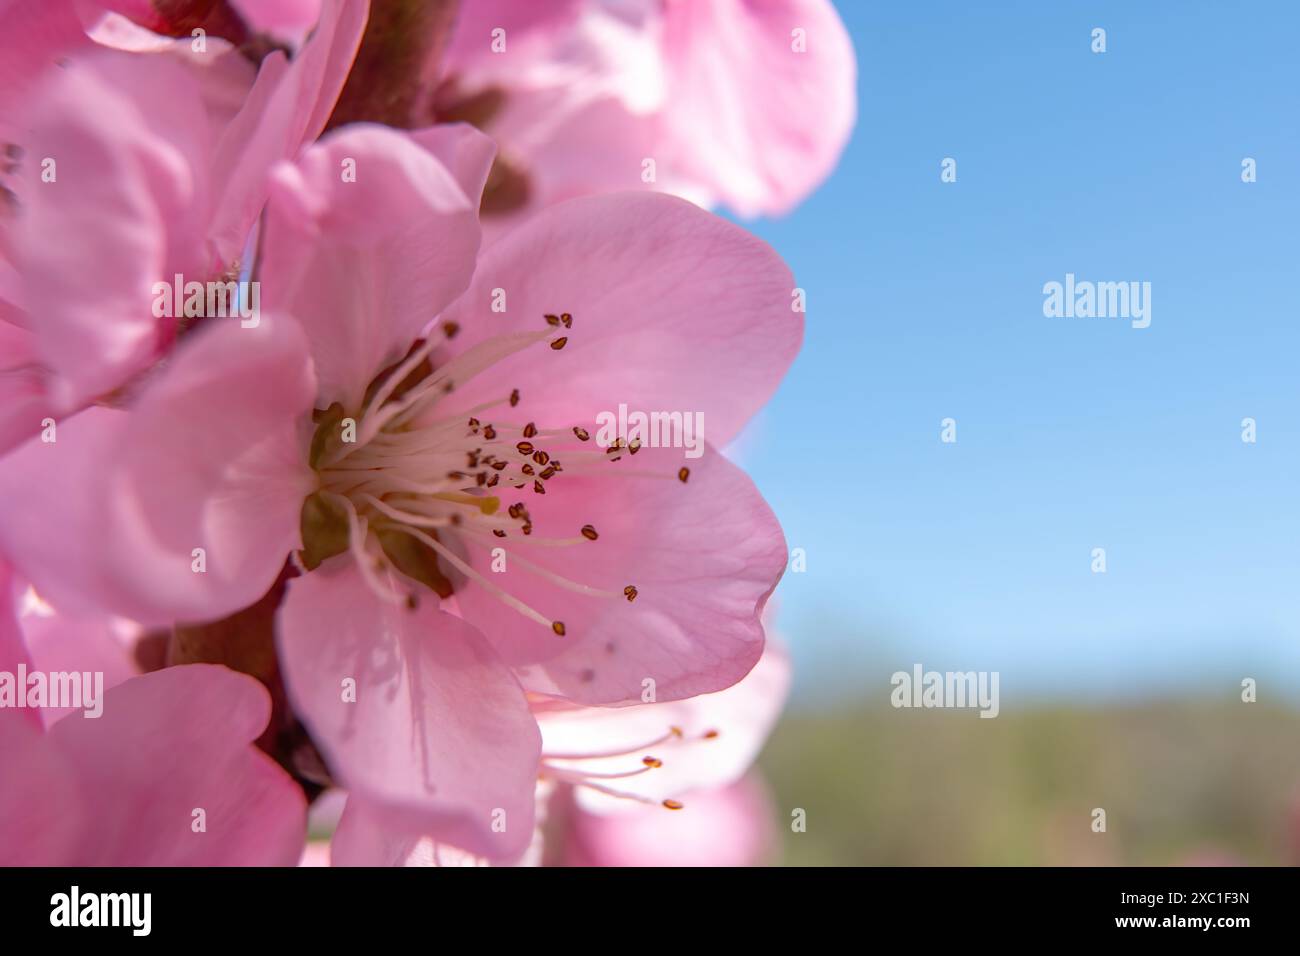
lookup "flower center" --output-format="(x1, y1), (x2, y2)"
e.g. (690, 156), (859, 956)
(298, 313), (662, 638)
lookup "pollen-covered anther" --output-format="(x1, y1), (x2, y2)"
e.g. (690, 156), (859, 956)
(516, 441), (534, 455)
(623, 585), (638, 602)
(662, 799), (684, 811)
(550, 337), (568, 350)
(551, 621), (566, 636)
(581, 525), (598, 541)
(522, 422), (537, 438)
(573, 427), (590, 441)
(641, 756), (662, 768)
(510, 388), (520, 407)
(678, 467), (690, 483)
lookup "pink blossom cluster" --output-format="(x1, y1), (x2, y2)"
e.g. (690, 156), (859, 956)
(0, 0), (854, 866)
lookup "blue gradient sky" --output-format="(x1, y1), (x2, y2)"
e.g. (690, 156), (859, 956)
(735, 0), (1300, 705)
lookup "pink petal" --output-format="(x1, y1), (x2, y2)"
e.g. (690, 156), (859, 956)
(0, 319), (52, 455)
(443, 0), (581, 70)
(436, 191), (801, 449)
(0, 710), (84, 864)
(0, 316), (315, 626)
(566, 773), (778, 867)
(330, 796), (492, 867)
(262, 123), (486, 409)
(207, 0), (369, 262)
(10, 49), (212, 410)
(21, 604), (139, 728)
(43, 664), (307, 865)
(276, 561), (540, 860)
(0, 0), (91, 117)
(454, 444), (787, 704)
(0, 408), (151, 620)
(538, 637), (790, 805)
(408, 122), (498, 211)
(659, 0), (856, 216)
(103, 313), (316, 623)
(0, 559), (41, 729)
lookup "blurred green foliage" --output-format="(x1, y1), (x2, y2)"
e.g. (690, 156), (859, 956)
(760, 699), (1300, 865)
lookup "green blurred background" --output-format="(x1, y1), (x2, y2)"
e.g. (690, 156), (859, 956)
(759, 698), (1300, 865)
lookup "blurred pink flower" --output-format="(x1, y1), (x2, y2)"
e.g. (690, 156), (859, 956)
(564, 773), (778, 867)
(535, 636), (789, 812)
(439, 0), (856, 225)
(0, 0), (366, 452)
(0, 118), (798, 861)
(0, 663), (307, 865)
(1, 558), (303, 865)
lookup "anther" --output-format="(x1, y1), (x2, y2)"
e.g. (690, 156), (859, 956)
(581, 525), (598, 541)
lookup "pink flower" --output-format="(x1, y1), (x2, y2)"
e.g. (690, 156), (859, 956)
(438, 0), (856, 224)
(0, 0), (366, 453)
(0, 663), (308, 865)
(326, 636), (790, 865)
(0, 119), (799, 861)
(563, 773), (778, 867)
(1, 559), (304, 865)
(535, 636), (790, 812)
(541, 635), (788, 866)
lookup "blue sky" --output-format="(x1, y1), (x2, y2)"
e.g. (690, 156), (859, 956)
(735, 1), (1300, 705)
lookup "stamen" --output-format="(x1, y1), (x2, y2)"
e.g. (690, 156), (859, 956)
(388, 524), (561, 633)
(544, 727), (684, 761)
